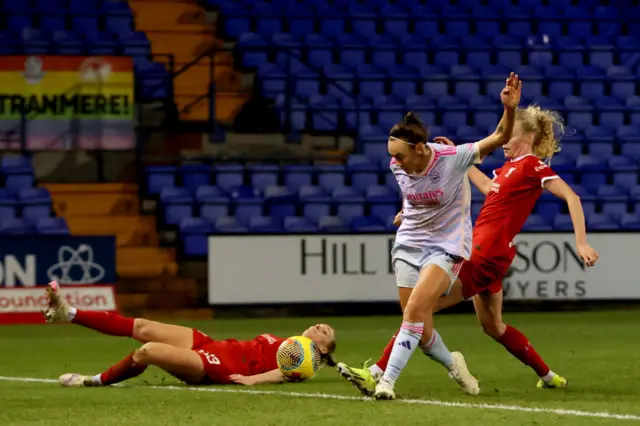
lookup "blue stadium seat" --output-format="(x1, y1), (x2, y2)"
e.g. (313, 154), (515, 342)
(214, 164), (244, 193)
(179, 164), (211, 196)
(214, 216), (249, 233)
(598, 184), (629, 202)
(248, 216), (283, 233)
(318, 216), (349, 232)
(522, 214), (553, 231)
(317, 165), (346, 191)
(160, 187), (193, 226)
(602, 202), (628, 221)
(0, 218), (31, 235)
(249, 164), (279, 194)
(147, 166), (176, 195)
(283, 216), (318, 233)
(180, 217), (214, 240)
(351, 216), (386, 232)
(587, 213), (619, 230)
(621, 213), (640, 230)
(35, 217), (69, 235)
(19, 188), (52, 221)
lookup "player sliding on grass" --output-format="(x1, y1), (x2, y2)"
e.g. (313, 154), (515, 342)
(338, 104), (599, 397)
(42, 281), (337, 387)
(337, 74), (522, 400)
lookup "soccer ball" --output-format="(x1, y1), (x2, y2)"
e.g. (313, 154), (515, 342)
(276, 336), (321, 381)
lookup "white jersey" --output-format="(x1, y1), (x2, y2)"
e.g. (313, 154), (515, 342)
(392, 142), (482, 260)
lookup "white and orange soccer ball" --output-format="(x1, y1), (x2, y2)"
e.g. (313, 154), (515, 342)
(276, 336), (321, 381)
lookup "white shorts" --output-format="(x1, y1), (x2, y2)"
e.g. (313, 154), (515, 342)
(391, 244), (464, 294)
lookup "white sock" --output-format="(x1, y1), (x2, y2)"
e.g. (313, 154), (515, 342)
(368, 364), (383, 378)
(419, 329), (454, 370)
(91, 374), (102, 385)
(541, 370), (556, 383)
(381, 321), (423, 386)
(67, 307), (77, 321)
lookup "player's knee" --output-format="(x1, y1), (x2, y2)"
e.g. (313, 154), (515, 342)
(403, 301), (427, 323)
(479, 320), (504, 339)
(133, 342), (159, 364)
(133, 318), (153, 341)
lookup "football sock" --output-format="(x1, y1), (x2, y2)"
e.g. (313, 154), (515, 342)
(498, 325), (550, 377)
(99, 353), (147, 386)
(381, 321), (423, 386)
(372, 329), (398, 373)
(419, 329), (454, 370)
(72, 310), (135, 337)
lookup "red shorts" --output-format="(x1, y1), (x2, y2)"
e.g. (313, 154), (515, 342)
(190, 329), (250, 385)
(458, 255), (511, 299)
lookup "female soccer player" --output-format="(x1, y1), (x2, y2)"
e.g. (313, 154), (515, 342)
(338, 105), (598, 397)
(42, 281), (337, 387)
(339, 74), (522, 400)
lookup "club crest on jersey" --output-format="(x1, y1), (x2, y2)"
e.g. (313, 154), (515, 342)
(504, 167), (517, 178)
(428, 171), (440, 184)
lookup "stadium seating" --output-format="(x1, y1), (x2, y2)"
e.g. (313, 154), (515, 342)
(142, 0), (640, 254)
(0, 155), (69, 235)
(0, 0), (168, 102)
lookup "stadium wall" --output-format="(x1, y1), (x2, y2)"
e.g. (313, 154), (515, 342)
(206, 233), (637, 311)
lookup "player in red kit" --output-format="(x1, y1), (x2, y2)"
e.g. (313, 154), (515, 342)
(338, 105), (598, 396)
(42, 281), (336, 387)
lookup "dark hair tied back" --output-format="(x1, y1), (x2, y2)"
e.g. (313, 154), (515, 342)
(321, 353), (337, 367)
(389, 111), (428, 145)
(403, 111), (423, 126)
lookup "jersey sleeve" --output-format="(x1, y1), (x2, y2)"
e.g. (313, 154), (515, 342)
(453, 142), (483, 171)
(528, 159), (559, 188)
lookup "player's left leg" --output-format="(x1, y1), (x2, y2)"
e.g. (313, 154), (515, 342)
(376, 258), (478, 399)
(44, 281), (196, 348)
(59, 342), (206, 388)
(473, 290), (567, 389)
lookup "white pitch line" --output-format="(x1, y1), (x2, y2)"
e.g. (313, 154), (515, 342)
(1, 376), (639, 421)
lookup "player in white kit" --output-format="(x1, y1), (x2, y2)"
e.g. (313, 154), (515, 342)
(338, 73), (522, 400)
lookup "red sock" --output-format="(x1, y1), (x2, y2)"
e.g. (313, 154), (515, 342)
(498, 325), (550, 377)
(100, 353), (147, 386)
(73, 310), (135, 337)
(375, 329), (399, 371)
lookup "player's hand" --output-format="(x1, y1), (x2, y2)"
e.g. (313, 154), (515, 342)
(433, 136), (455, 147)
(393, 211), (403, 227)
(500, 72), (522, 110)
(229, 374), (255, 386)
(577, 243), (599, 267)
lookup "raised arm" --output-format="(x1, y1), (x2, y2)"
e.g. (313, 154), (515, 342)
(544, 178), (599, 267)
(476, 73), (521, 159)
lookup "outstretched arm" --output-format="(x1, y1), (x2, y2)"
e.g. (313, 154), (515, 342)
(229, 369), (288, 386)
(545, 178), (599, 267)
(476, 73), (521, 158)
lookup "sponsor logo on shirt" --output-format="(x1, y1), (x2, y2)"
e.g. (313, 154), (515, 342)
(405, 189), (444, 205)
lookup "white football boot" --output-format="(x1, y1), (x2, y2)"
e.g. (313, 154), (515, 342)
(43, 280), (70, 323)
(374, 378), (396, 400)
(448, 351), (480, 395)
(59, 373), (100, 387)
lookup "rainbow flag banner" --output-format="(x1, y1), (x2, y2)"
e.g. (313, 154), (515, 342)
(0, 56), (134, 150)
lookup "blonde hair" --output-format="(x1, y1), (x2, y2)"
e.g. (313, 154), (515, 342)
(516, 105), (564, 159)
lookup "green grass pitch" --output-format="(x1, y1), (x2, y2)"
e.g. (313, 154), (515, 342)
(1, 310), (639, 425)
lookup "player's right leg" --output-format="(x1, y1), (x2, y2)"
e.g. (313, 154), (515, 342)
(337, 255), (418, 397)
(59, 342), (206, 387)
(473, 290), (567, 389)
(44, 281), (195, 348)
(337, 286), (411, 397)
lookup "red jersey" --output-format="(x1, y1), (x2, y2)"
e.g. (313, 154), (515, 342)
(473, 154), (558, 263)
(247, 334), (287, 374)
